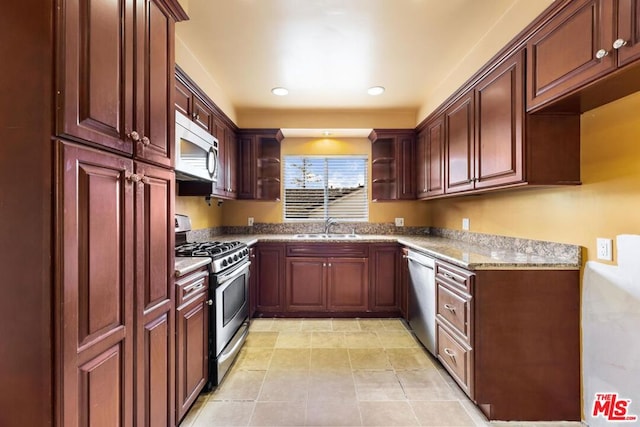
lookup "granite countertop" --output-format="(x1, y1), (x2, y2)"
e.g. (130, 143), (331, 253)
(191, 234), (581, 271)
(175, 256), (212, 277)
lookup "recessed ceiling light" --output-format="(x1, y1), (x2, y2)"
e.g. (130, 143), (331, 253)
(367, 86), (385, 96)
(271, 87), (289, 96)
(322, 131), (332, 136)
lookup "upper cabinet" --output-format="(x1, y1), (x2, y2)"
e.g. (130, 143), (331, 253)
(238, 131), (283, 201)
(369, 129), (416, 201)
(527, 0), (640, 111)
(416, 117), (444, 199)
(57, 0), (187, 168)
(444, 92), (475, 194)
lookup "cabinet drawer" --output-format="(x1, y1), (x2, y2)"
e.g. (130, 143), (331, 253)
(286, 243), (369, 258)
(176, 269), (209, 307)
(436, 261), (473, 293)
(436, 284), (471, 342)
(437, 324), (473, 398)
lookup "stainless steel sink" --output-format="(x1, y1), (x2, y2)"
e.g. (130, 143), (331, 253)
(294, 233), (360, 239)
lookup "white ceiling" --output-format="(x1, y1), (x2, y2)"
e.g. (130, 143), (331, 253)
(176, 0), (550, 115)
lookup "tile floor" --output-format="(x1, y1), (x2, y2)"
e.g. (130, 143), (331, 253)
(179, 318), (582, 427)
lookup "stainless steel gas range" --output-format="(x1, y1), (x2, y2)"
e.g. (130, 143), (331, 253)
(175, 214), (250, 389)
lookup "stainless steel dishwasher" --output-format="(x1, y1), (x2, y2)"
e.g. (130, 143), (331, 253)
(406, 249), (436, 355)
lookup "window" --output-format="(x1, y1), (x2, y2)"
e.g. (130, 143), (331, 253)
(283, 155), (368, 221)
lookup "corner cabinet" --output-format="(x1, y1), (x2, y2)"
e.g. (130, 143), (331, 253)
(369, 129), (416, 201)
(238, 130), (283, 201)
(434, 259), (580, 421)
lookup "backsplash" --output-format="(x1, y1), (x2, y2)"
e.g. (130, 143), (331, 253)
(223, 222), (430, 236)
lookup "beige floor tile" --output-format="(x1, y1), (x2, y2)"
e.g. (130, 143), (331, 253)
(377, 330), (421, 348)
(301, 318), (333, 331)
(381, 318), (409, 331)
(308, 370), (357, 401)
(306, 399), (362, 426)
(250, 319), (274, 332)
(310, 348), (351, 371)
(235, 347), (273, 371)
(353, 370), (406, 401)
(348, 348), (391, 370)
(178, 394), (208, 427)
(410, 401), (477, 426)
(357, 318), (384, 331)
(395, 369), (459, 401)
(386, 348), (437, 370)
(275, 331), (312, 348)
(358, 401), (419, 426)
(332, 319), (362, 331)
(269, 348), (311, 370)
(311, 331), (347, 348)
(258, 370), (309, 402)
(244, 331), (279, 348)
(193, 400), (255, 426)
(211, 370), (266, 401)
(249, 401), (306, 426)
(269, 319), (303, 331)
(344, 331), (382, 348)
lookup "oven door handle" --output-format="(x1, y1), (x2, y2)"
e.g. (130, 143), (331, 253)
(217, 261), (250, 284)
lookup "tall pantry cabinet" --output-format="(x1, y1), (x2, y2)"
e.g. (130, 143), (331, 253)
(0, 0), (187, 426)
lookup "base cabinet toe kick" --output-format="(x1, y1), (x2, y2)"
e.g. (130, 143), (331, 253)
(432, 260), (580, 421)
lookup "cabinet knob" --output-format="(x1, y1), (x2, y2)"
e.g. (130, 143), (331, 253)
(141, 136), (150, 147)
(126, 173), (143, 183)
(206, 299), (213, 306)
(128, 131), (141, 142)
(613, 38), (628, 49)
(595, 48), (609, 59)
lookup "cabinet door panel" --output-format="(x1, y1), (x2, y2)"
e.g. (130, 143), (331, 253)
(226, 130), (238, 197)
(617, 0), (640, 66)
(398, 135), (415, 199)
(369, 246), (399, 311)
(445, 93), (474, 193)
(286, 258), (326, 311)
(58, 0), (134, 154)
(134, 162), (174, 427)
(427, 118), (445, 196)
(175, 78), (191, 117)
(193, 97), (214, 133)
(256, 244), (285, 312)
(213, 120), (227, 196)
(527, 0), (615, 110)
(328, 258), (368, 311)
(59, 141), (134, 427)
(475, 51), (524, 189)
(416, 132), (428, 198)
(135, 0), (174, 167)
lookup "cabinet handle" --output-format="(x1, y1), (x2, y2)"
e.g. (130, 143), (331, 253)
(444, 348), (456, 360)
(206, 299), (213, 306)
(595, 48), (609, 59)
(443, 272), (456, 281)
(613, 38), (628, 49)
(328, 263), (332, 268)
(443, 303), (456, 313)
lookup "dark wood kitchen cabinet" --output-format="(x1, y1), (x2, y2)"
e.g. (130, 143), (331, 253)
(434, 259), (580, 421)
(369, 129), (416, 201)
(285, 249), (370, 313)
(527, 0), (640, 111)
(444, 91), (475, 194)
(175, 76), (214, 133)
(213, 118), (238, 198)
(369, 244), (401, 313)
(175, 267), (209, 424)
(238, 130), (283, 201)
(254, 243), (286, 314)
(58, 0), (185, 169)
(416, 117), (444, 199)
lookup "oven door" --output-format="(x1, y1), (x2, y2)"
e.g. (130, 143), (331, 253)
(214, 260), (250, 355)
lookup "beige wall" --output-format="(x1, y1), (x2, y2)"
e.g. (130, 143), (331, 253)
(222, 137), (430, 226)
(428, 91), (640, 264)
(175, 193), (223, 229)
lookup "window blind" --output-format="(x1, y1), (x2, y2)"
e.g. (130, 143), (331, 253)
(283, 156), (368, 221)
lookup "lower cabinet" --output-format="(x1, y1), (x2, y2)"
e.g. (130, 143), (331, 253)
(286, 256), (369, 312)
(434, 259), (580, 421)
(175, 267), (209, 424)
(254, 243), (286, 314)
(369, 244), (400, 312)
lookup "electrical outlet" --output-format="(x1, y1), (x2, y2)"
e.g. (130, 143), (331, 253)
(596, 238), (612, 261)
(395, 217), (404, 227)
(248, 217), (254, 227)
(462, 218), (470, 231)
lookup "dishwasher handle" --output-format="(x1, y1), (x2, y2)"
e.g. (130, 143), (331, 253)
(404, 254), (435, 269)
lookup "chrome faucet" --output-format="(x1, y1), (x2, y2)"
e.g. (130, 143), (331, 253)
(324, 217), (338, 234)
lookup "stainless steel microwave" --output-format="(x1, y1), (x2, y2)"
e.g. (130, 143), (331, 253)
(175, 110), (218, 182)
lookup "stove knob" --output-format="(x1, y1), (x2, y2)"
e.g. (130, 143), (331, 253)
(227, 256), (233, 264)
(233, 254), (238, 261)
(222, 259), (228, 267)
